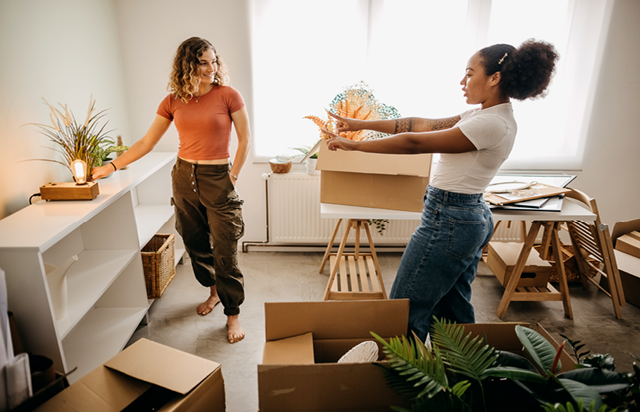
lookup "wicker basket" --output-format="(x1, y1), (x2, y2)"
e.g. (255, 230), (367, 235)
(141, 234), (176, 298)
(534, 244), (597, 283)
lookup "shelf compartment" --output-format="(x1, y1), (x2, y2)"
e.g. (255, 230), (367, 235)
(61, 306), (148, 383)
(134, 205), (174, 248)
(55, 249), (138, 338)
(61, 258), (149, 382)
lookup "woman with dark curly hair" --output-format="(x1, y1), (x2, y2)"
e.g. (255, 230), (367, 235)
(92, 37), (251, 344)
(322, 39), (558, 341)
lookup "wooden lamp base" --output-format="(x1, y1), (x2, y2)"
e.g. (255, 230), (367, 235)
(40, 182), (99, 201)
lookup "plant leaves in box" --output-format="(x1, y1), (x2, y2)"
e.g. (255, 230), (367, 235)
(516, 325), (561, 374)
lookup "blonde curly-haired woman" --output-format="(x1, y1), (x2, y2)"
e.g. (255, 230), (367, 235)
(93, 37), (251, 344)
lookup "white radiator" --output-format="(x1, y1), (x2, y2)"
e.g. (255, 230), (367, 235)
(490, 220), (545, 243)
(258, 173), (529, 248)
(267, 173), (420, 245)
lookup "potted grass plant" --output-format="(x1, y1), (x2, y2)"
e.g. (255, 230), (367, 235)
(27, 95), (113, 181)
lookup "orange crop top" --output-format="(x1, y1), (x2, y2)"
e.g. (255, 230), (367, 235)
(156, 85), (245, 160)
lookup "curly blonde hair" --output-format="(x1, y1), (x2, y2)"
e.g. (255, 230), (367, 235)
(168, 37), (230, 103)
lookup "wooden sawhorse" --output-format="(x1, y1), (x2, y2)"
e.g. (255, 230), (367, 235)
(320, 219), (387, 300)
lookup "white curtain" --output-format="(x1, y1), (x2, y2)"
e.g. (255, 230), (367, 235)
(250, 0), (611, 170)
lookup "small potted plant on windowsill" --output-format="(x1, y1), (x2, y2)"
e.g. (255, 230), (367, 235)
(291, 143), (320, 175)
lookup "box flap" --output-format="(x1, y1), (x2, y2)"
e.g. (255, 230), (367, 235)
(264, 300), (409, 342)
(263, 333), (315, 365)
(460, 322), (530, 353)
(614, 249), (640, 276)
(616, 234), (640, 258)
(317, 144), (431, 177)
(104, 338), (219, 395)
(488, 242), (552, 268)
(35, 365), (151, 412)
(612, 219), (640, 242)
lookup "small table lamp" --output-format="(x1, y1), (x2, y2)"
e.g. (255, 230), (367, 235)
(40, 159), (100, 201)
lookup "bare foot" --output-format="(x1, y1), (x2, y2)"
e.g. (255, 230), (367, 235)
(197, 286), (221, 316)
(226, 315), (245, 344)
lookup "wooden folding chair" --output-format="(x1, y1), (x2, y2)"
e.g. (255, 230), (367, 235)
(562, 188), (625, 319)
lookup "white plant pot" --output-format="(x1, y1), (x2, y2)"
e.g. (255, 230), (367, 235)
(44, 255), (78, 320)
(305, 158), (319, 175)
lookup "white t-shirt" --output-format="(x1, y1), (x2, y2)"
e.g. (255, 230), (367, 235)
(430, 102), (517, 194)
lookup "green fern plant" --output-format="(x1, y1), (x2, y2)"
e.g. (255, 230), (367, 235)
(372, 320), (633, 412)
(370, 332), (474, 411)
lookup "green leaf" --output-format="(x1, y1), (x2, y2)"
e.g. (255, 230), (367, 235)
(559, 368), (631, 393)
(370, 332), (448, 400)
(431, 318), (499, 383)
(493, 350), (537, 372)
(516, 325), (560, 373)
(484, 366), (548, 384)
(556, 378), (603, 411)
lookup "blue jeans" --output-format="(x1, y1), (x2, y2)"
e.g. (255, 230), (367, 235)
(389, 185), (494, 342)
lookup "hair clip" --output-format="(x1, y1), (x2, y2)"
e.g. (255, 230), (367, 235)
(498, 53), (508, 65)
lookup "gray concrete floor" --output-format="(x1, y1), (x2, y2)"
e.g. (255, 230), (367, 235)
(128, 251), (640, 412)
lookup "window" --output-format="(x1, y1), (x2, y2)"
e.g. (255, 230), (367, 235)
(250, 0), (611, 170)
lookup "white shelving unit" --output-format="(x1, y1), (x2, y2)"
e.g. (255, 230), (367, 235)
(0, 152), (183, 383)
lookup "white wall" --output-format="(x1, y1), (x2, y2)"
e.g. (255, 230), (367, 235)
(1, 0), (639, 245)
(572, 0), (640, 226)
(0, 0), (130, 217)
(113, 0), (271, 245)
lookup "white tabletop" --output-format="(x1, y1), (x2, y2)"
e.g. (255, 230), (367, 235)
(321, 197), (595, 223)
(490, 198), (595, 222)
(0, 152), (177, 251)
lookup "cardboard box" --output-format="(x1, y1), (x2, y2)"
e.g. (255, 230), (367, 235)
(258, 299), (411, 411)
(257, 300), (574, 411)
(612, 250), (640, 308)
(485, 242), (552, 287)
(610, 220), (640, 307)
(615, 234), (640, 259)
(316, 143), (431, 212)
(36, 338), (225, 411)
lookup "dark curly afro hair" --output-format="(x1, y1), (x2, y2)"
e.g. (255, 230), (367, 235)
(480, 39), (559, 101)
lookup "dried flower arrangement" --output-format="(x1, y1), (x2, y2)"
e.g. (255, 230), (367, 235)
(304, 81), (402, 142)
(304, 82), (401, 234)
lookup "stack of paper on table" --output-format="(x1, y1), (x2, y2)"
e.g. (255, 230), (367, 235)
(485, 175), (576, 212)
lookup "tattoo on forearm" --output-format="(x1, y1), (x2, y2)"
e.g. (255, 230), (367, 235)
(395, 118), (414, 133)
(428, 116), (461, 131)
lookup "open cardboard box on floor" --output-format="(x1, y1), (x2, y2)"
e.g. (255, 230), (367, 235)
(257, 300), (575, 412)
(485, 242), (552, 287)
(316, 143), (432, 212)
(36, 338), (225, 411)
(258, 299), (410, 411)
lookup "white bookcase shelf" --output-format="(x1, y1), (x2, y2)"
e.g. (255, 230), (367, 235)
(0, 152), (183, 384)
